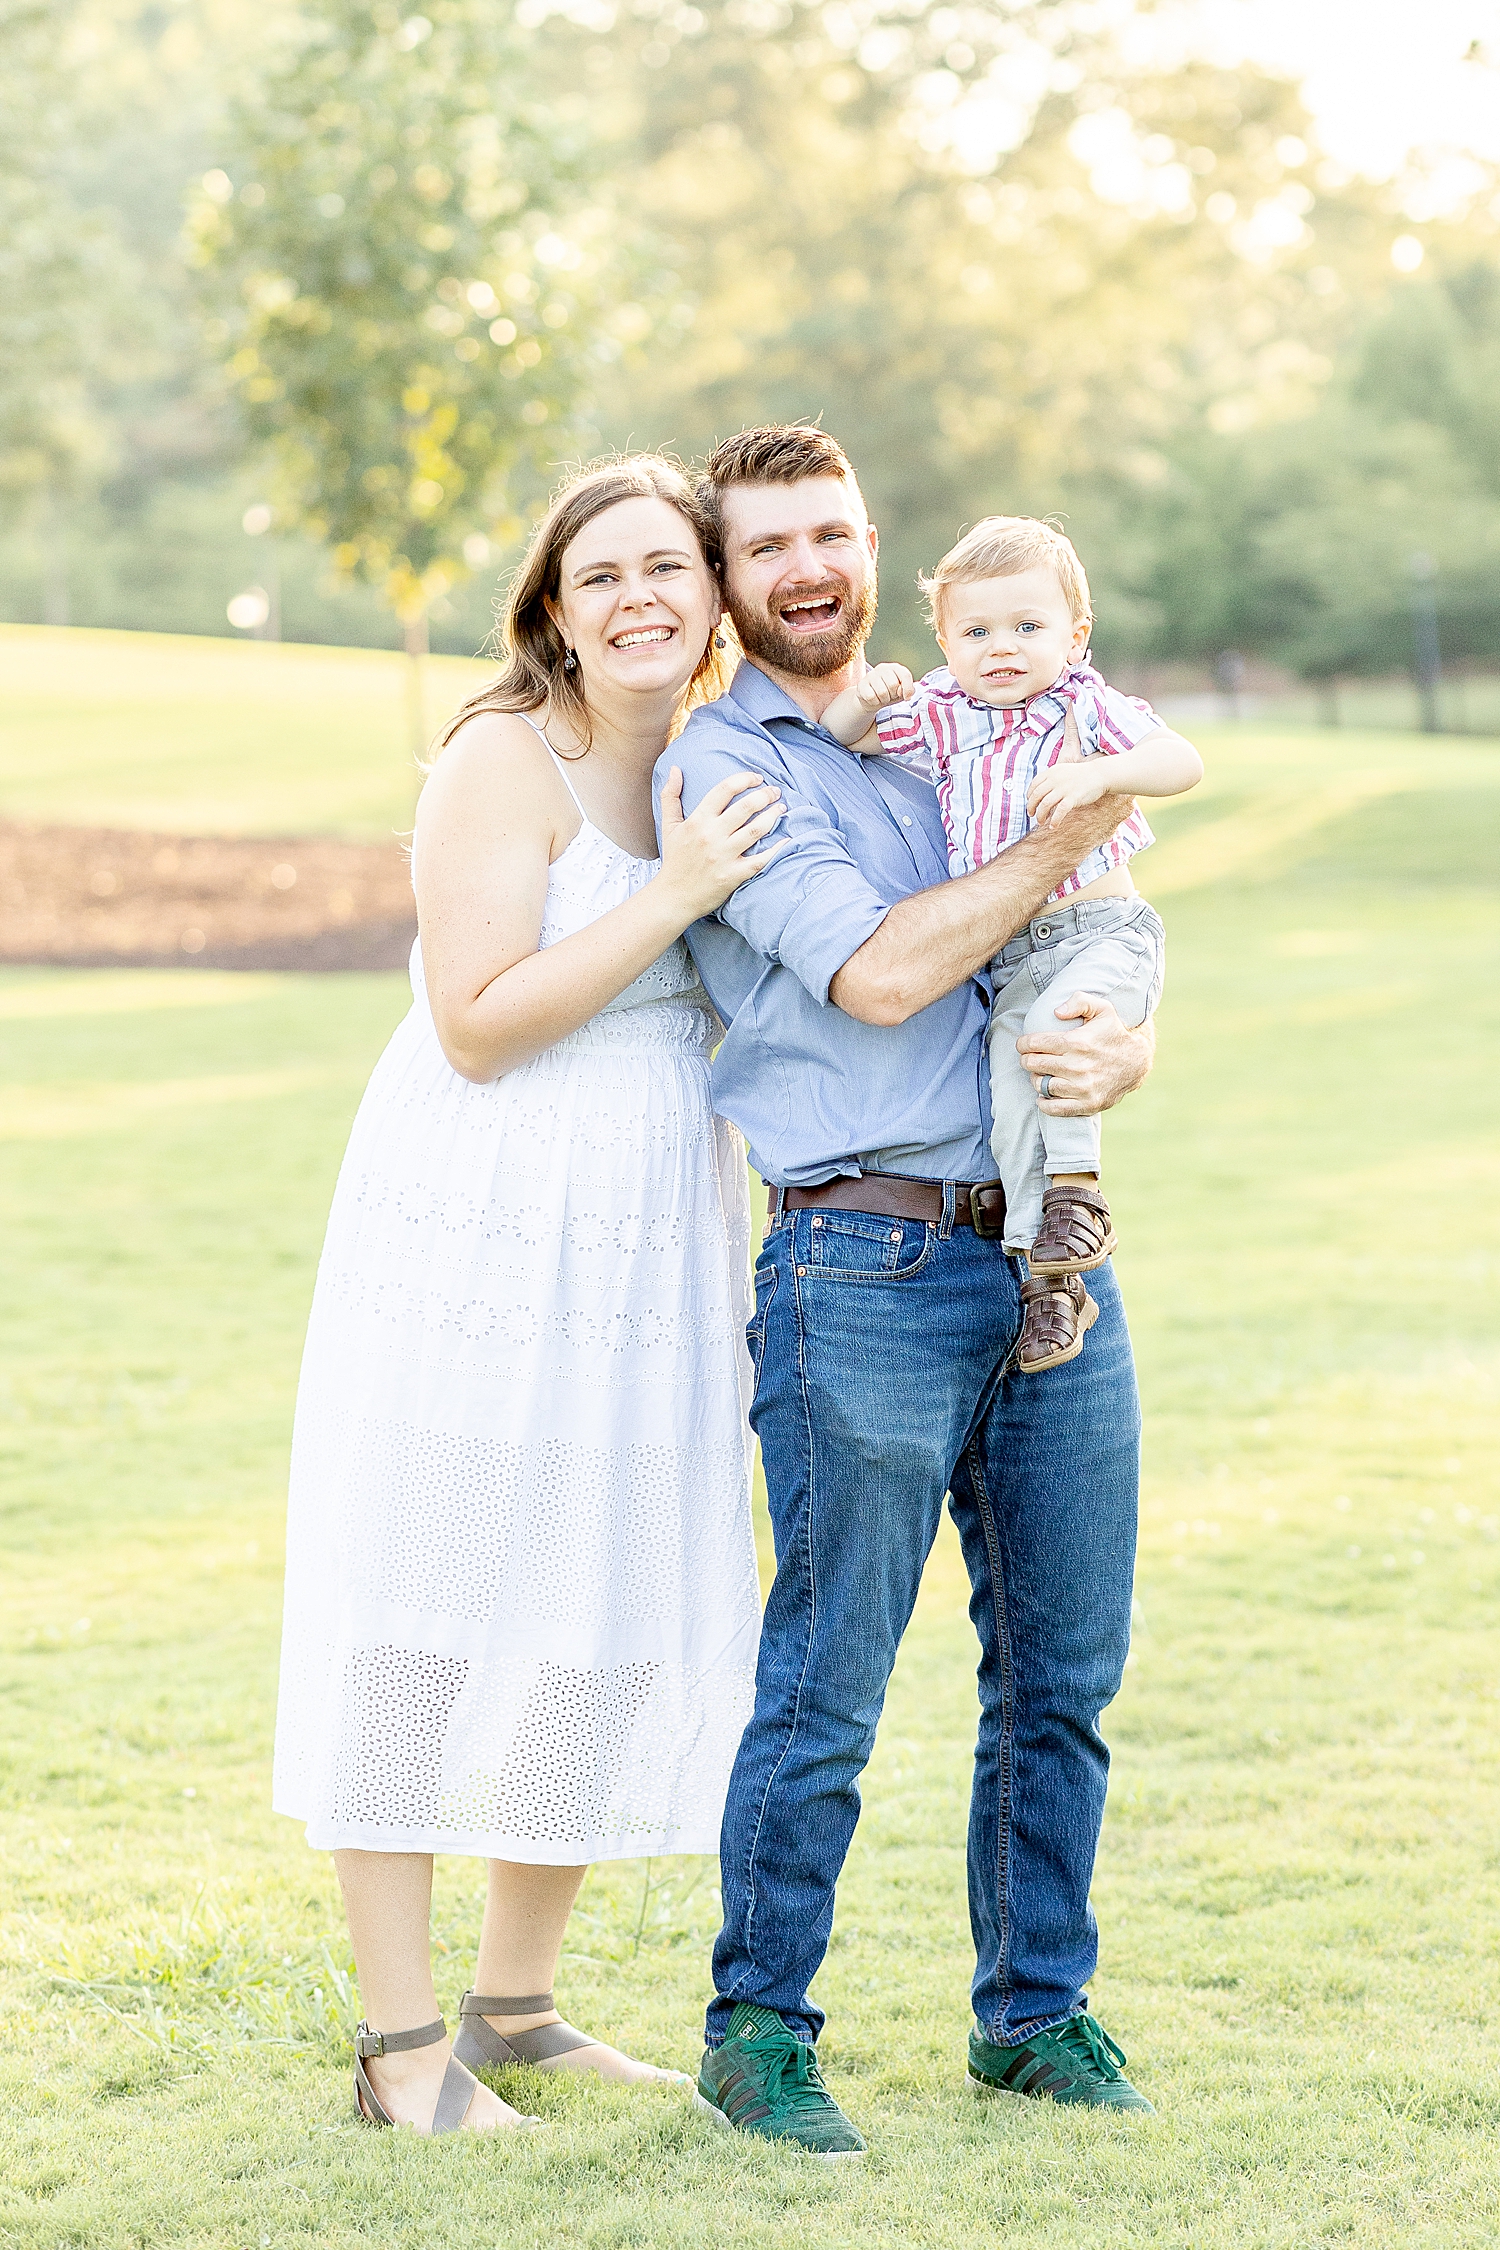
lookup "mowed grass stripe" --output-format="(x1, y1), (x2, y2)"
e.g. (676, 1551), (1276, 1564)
(0, 727), (1497, 2247)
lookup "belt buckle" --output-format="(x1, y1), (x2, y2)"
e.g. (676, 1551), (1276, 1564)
(968, 1184), (1005, 1239)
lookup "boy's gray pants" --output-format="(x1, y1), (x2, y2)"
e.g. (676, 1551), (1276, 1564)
(987, 894), (1166, 1256)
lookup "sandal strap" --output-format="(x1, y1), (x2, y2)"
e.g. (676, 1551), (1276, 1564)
(1019, 1275), (1087, 1353)
(1020, 1274), (1085, 1305)
(355, 2014), (446, 2059)
(353, 2036), (478, 2133)
(496, 2019), (596, 2062)
(460, 1990), (555, 2016)
(1041, 1183), (1110, 1215)
(454, 1992), (596, 2069)
(430, 2053), (480, 2134)
(353, 2048), (395, 2127)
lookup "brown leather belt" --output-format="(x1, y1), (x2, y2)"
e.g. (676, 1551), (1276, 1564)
(768, 1175), (1007, 1238)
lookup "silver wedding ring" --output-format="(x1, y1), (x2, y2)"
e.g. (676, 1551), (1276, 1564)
(1039, 1074), (1054, 1101)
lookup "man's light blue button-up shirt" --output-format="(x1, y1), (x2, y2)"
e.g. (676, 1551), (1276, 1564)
(655, 660), (997, 1188)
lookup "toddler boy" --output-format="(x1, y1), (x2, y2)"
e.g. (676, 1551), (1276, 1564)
(822, 516), (1202, 1373)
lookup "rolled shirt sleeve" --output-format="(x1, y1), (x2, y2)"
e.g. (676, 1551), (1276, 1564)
(648, 664), (997, 1187)
(657, 721), (891, 1007)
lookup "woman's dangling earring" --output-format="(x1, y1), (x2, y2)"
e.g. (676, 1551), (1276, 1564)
(714, 632), (727, 650)
(563, 647), (577, 673)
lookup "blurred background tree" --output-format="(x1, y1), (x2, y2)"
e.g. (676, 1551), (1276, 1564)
(0, 0), (136, 626)
(2, 0), (1498, 707)
(186, 0), (662, 720)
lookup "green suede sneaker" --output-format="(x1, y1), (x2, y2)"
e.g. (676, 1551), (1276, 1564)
(696, 2005), (866, 2158)
(968, 2012), (1154, 2111)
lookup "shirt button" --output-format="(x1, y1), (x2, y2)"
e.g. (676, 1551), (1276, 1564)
(902, 815), (912, 826)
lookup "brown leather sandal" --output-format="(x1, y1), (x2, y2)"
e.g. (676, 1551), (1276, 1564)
(452, 1990), (691, 2085)
(1017, 1273), (1099, 1372)
(1027, 1184), (1117, 1277)
(354, 2017), (480, 2133)
(452, 1990), (598, 2073)
(354, 2014), (544, 2133)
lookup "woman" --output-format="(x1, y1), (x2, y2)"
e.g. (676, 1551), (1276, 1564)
(272, 457), (782, 2135)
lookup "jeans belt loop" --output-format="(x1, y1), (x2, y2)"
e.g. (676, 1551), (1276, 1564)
(939, 1180), (956, 1239)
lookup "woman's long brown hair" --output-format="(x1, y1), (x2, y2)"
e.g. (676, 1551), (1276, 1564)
(437, 454), (735, 758)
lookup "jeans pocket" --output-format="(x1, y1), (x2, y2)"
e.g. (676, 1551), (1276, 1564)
(804, 1210), (933, 1282)
(745, 1254), (778, 1380)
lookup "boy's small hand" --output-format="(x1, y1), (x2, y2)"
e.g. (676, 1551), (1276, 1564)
(855, 661), (915, 714)
(822, 662), (916, 748)
(1028, 759), (1115, 825)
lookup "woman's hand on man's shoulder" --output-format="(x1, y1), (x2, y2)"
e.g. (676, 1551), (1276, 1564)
(654, 764), (786, 922)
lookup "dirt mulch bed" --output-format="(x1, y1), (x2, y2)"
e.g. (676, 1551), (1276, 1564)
(0, 821), (418, 972)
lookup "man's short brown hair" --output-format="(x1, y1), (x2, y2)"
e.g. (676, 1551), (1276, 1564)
(700, 423), (858, 538)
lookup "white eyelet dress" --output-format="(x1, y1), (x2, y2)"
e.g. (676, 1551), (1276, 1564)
(272, 730), (761, 1862)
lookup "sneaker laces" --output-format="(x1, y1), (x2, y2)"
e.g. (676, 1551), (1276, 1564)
(748, 2024), (833, 2115)
(1053, 2013), (1128, 2082)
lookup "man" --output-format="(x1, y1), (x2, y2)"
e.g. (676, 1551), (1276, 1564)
(657, 424), (1155, 2157)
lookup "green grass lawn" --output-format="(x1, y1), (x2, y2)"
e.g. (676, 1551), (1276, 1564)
(2, 685), (1499, 2244)
(0, 625), (491, 839)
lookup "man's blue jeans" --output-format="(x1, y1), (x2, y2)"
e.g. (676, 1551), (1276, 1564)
(706, 1200), (1139, 2050)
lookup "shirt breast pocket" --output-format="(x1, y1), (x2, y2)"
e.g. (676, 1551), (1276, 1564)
(804, 1211), (932, 1281)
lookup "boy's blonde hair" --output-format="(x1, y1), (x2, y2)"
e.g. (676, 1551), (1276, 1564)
(921, 516), (1091, 636)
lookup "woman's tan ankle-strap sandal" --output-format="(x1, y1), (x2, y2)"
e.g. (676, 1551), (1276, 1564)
(452, 1990), (600, 2072)
(354, 2014), (542, 2133)
(354, 2016), (475, 2132)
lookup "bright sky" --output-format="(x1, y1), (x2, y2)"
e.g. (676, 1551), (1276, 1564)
(1192, 0), (1500, 177)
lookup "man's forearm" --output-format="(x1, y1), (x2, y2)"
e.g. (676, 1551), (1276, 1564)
(829, 799), (1130, 1025)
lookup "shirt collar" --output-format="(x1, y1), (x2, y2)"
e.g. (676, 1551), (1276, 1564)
(728, 659), (835, 735)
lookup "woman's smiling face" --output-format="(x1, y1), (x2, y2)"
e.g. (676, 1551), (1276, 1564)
(938, 563), (1091, 706)
(547, 495), (721, 703)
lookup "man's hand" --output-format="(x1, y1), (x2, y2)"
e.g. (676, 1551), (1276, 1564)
(1016, 992), (1155, 1116)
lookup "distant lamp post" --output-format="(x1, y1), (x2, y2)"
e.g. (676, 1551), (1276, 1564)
(242, 502), (281, 640)
(227, 587), (271, 633)
(1214, 649), (1246, 722)
(1409, 551), (1442, 734)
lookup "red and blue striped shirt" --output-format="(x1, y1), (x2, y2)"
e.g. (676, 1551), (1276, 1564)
(875, 661), (1161, 902)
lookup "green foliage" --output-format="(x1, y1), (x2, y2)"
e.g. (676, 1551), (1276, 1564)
(4, 0), (1500, 686)
(1123, 261), (1500, 677)
(0, 2), (125, 507)
(189, 0), (652, 625)
(2, 705), (1499, 2242)
(590, 17), (1440, 666)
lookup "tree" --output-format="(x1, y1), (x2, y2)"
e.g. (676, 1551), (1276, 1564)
(1117, 258), (1500, 684)
(587, 5), (1418, 664)
(0, 0), (126, 621)
(189, 0), (654, 726)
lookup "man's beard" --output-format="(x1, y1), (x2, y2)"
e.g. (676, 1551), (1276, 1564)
(728, 569), (878, 679)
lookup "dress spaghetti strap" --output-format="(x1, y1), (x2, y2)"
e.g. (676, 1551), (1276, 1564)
(515, 711), (589, 821)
